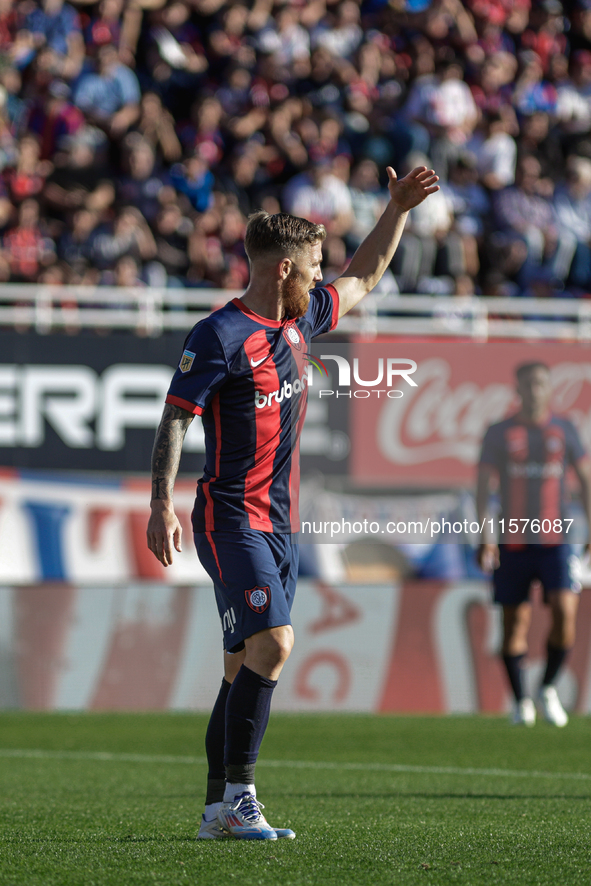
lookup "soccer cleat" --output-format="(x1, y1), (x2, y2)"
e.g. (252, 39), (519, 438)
(511, 697), (536, 726)
(217, 792), (279, 840)
(198, 811), (295, 840)
(538, 685), (568, 727)
(272, 827), (296, 840)
(197, 815), (231, 839)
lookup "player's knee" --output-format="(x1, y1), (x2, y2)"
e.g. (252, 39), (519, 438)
(265, 627), (294, 665)
(264, 626), (294, 666)
(246, 625), (293, 666)
(564, 629), (576, 648)
(503, 623), (523, 647)
(515, 615), (531, 636)
(553, 617), (576, 647)
(550, 595), (578, 634)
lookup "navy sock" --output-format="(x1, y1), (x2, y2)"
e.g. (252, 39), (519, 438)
(542, 644), (569, 687)
(224, 665), (277, 785)
(502, 653), (526, 702)
(205, 678), (231, 804)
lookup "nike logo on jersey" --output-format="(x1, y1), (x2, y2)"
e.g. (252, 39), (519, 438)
(250, 356), (268, 367)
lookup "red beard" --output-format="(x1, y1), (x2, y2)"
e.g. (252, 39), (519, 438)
(281, 269), (311, 319)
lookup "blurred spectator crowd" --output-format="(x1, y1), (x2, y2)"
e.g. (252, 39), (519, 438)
(2, 0), (591, 297)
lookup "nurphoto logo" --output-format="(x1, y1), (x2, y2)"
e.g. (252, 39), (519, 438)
(307, 355), (418, 399)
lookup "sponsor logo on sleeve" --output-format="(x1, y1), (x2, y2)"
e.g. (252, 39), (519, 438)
(180, 350), (196, 373)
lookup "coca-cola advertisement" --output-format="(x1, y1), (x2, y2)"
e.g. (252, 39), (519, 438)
(337, 341), (591, 486)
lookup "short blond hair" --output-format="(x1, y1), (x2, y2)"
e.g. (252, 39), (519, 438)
(244, 211), (326, 262)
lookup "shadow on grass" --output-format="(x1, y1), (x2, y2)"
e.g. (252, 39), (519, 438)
(1, 834), (203, 845)
(265, 790), (591, 801)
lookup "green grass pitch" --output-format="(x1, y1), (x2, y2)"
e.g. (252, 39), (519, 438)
(0, 712), (590, 885)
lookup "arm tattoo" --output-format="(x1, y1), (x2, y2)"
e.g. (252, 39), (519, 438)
(151, 403), (194, 502)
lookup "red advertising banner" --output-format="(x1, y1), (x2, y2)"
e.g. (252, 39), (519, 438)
(4, 581), (591, 714)
(349, 342), (591, 486)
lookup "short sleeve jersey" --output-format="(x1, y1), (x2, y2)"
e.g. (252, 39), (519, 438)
(479, 413), (587, 544)
(166, 285), (339, 533)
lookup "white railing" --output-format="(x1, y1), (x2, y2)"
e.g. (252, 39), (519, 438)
(1, 285), (591, 340)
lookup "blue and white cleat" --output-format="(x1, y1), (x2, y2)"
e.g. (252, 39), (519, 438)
(197, 815), (231, 839)
(217, 792), (294, 840)
(270, 827), (296, 840)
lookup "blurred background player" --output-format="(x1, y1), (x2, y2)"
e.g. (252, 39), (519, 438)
(147, 165), (439, 840)
(477, 362), (591, 727)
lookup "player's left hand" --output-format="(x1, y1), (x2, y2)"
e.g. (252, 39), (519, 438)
(387, 165), (440, 211)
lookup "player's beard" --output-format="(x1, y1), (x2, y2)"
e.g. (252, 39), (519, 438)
(281, 268), (311, 319)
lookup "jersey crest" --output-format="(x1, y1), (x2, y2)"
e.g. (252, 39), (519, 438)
(283, 322), (302, 350)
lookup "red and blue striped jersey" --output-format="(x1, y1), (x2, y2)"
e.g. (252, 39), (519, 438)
(479, 413), (587, 545)
(166, 284), (339, 533)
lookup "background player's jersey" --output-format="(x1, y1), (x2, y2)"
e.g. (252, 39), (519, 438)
(166, 285), (339, 533)
(479, 413), (587, 545)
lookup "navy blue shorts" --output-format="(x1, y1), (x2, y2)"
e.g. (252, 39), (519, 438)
(493, 544), (582, 606)
(194, 530), (299, 653)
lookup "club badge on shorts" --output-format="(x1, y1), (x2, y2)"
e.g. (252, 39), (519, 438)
(180, 349), (196, 373)
(245, 586), (271, 613)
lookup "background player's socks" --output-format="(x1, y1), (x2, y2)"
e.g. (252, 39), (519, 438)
(205, 678), (232, 803)
(224, 665), (277, 787)
(502, 653), (526, 701)
(542, 644), (569, 687)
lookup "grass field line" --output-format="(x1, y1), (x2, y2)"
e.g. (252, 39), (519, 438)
(1, 748), (590, 782)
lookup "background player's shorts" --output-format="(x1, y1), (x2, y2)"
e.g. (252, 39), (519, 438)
(493, 544), (582, 606)
(194, 530), (299, 653)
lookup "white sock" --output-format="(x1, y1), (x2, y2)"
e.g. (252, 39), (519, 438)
(223, 782), (256, 802)
(203, 802), (222, 822)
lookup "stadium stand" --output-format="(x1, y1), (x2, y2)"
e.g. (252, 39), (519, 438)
(0, 0), (590, 312)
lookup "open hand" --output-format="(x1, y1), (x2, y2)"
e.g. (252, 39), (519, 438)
(387, 165), (440, 211)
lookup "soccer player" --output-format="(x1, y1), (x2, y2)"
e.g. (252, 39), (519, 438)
(477, 362), (591, 727)
(146, 165), (439, 840)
